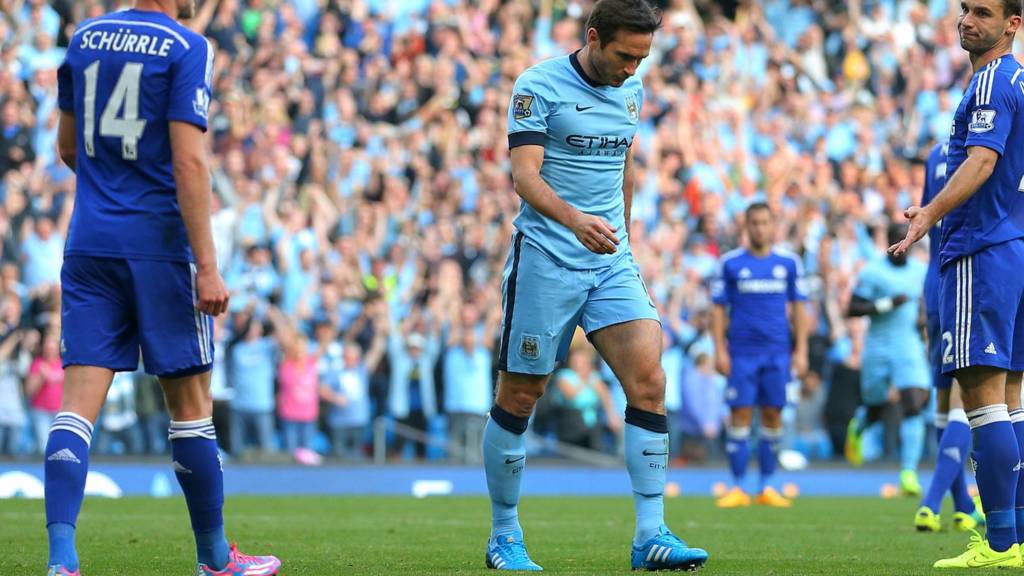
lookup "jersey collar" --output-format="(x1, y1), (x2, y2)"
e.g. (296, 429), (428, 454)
(570, 50), (605, 88)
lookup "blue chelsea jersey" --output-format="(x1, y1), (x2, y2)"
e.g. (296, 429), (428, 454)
(507, 51), (643, 269)
(58, 9), (213, 262)
(941, 54), (1024, 267)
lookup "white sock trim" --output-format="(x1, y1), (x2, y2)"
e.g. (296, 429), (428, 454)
(1011, 408), (1024, 423)
(934, 412), (949, 428)
(168, 417), (217, 441)
(967, 404), (1010, 429)
(726, 426), (751, 440)
(759, 427), (784, 440)
(948, 409), (969, 425)
(49, 411), (94, 447)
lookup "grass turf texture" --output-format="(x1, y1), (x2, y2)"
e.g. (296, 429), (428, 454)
(0, 495), (985, 575)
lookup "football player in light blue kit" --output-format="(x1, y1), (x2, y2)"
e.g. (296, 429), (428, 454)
(915, 142), (984, 533)
(485, 0), (707, 571)
(846, 222), (930, 496)
(891, 0), (1024, 566)
(46, 1), (280, 574)
(710, 202), (808, 509)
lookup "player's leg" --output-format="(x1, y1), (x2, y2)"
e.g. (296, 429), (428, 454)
(897, 386), (929, 497)
(1008, 371), (1024, 545)
(719, 356), (756, 506)
(132, 259), (279, 575)
(484, 234), (579, 571)
(921, 382), (980, 531)
(937, 247), (1024, 566)
(47, 256), (140, 573)
(846, 356), (889, 467)
(753, 353), (790, 506)
(586, 258), (707, 571)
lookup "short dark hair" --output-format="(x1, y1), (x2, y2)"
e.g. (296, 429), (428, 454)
(586, 0), (662, 46)
(745, 202), (772, 218)
(1005, 0), (1024, 17)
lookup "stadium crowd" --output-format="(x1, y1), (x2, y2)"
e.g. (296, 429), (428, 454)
(0, 0), (1011, 463)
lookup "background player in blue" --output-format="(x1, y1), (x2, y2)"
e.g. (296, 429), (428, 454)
(47, 1), (280, 575)
(846, 223), (930, 497)
(710, 202), (808, 509)
(916, 142), (984, 534)
(486, 0), (707, 571)
(891, 0), (1024, 567)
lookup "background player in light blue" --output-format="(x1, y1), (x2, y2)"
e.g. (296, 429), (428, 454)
(846, 222), (930, 497)
(46, 0), (280, 574)
(710, 202), (808, 509)
(915, 142), (984, 534)
(486, 0), (707, 571)
(891, 0), (1024, 565)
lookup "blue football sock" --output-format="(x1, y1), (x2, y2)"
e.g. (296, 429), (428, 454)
(947, 410), (976, 515)
(624, 407), (668, 546)
(725, 425), (750, 490)
(45, 412), (93, 570)
(923, 411), (972, 514)
(758, 427), (783, 493)
(169, 418), (229, 569)
(483, 405), (527, 538)
(968, 404), (1019, 552)
(1011, 409), (1024, 544)
(900, 413), (926, 473)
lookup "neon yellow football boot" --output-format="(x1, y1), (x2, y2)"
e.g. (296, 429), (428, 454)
(900, 469), (922, 497)
(845, 418), (863, 467)
(933, 531), (1022, 568)
(915, 506), (942, 532)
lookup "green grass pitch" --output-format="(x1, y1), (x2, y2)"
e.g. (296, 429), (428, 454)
(1, 495), (982, 574)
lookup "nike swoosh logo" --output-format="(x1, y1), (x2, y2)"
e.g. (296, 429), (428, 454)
(967, 558), (1011, 567)
(642, 450), (669, 456)
(505, 456), (525, 464)
(575, 105), (594, 112)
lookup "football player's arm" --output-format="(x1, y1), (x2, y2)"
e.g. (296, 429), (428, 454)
(57, 111), (76, 172)
(622, 140), (636, 238)
(510, 145), (619, 254)
(847, 294), (909, 317)
(789, 301), (808, 376)
(710, 304), (730, 376)
(170, 120), (229, 315)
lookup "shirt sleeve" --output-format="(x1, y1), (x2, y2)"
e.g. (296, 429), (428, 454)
(787, 255), (808, 302)
(57, 59), (73, 112)
(851, 266), (876, 301)
(507, 68), (551, 149)
(167, 36), (213, 131)
(710, 259), (730, 305)
(965, 70), (1018, 155)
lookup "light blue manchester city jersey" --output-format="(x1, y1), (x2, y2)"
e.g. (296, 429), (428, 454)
(852, 257), (927, 355)
(507, 51), (643, 269)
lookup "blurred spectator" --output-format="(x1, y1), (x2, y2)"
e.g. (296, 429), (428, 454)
(226, 309), (277, 455)
(276, 319), (320, 454)
(25, 330), (60, 453)
(549, 347), (621, 451)
(96, 370), (143, 455)
(678, 352), (727, 462)
(387, 311), (440, 458)
(443, 319), (496, 464)
(0, 327), (29, 454)
(134, 370), (169, 455)
(321, 326), (384, 460)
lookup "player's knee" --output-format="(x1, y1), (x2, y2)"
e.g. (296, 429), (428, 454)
(759, 407), (783, 429)
(498, 380), (545, 418)
(900, 388), (929, 417)
(628, 364), (666, 408)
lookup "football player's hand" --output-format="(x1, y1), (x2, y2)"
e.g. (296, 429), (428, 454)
(888, 206), (931, 256)
(715, 349), (731, 377)
(196, 266), (230, 316)
(791, 351), (808, 379)
(893, 294), (909, 307)
(570, 212), (619, 254)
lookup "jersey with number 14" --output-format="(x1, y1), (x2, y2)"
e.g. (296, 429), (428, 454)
(57, 9), (212, 263)
(940, 54), (1024, 267)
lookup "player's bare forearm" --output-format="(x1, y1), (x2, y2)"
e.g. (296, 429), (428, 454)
(511, 155), (579, 229)
(169, 121), (217, 271)
(891, 147), (997, 255)
(623, 144), (635, 238)
(710, 305), (728, 352)
(57, 111), (76, 172)
(922, 148), (996, 225)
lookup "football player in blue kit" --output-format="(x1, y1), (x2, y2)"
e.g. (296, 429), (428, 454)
(46, 0), (280, 574)
(891, 0), (1024, 567)
(710, 202), (808, 509)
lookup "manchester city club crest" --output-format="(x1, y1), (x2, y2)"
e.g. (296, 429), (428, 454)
(625, 96), (639, 123)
